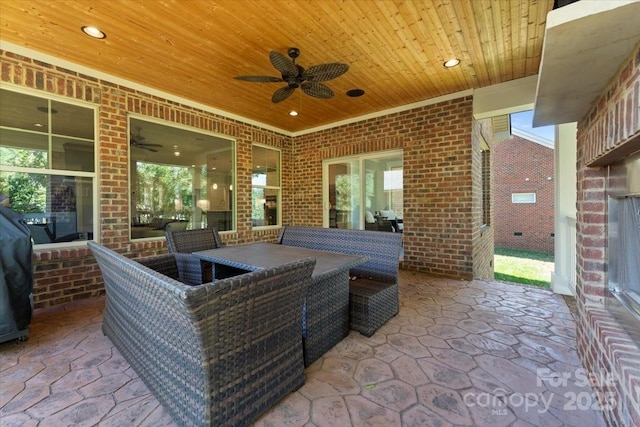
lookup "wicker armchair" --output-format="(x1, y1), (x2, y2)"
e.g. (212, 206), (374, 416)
(165, 228), (225, 284)
(89, 241), (315, 427)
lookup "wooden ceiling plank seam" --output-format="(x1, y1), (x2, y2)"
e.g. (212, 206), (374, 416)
(421, 1), (473, 94)
(474, 0), (501, 86)
(308, 2), (393, 108)
(332, 1), (424, 104)
(442, 0), (489, 88)
(390, 1), (450, 95)
(432, 0), (476, 89)
(494, 0), (512, 81)
(0, 0), (552, 132)
(524, 0), (551, 76)
(363, 1), (429, 93)
(513, 0), (529, 79)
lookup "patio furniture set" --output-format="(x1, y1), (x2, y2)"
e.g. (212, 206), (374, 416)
(88, 226), (403, 426)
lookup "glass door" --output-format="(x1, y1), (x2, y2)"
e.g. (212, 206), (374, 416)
(326, 160), (360, 229)
(323, 150), (403, 230)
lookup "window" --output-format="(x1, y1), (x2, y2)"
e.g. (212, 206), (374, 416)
(481, 148), (491, 226)
(0, 88), (96, 246)
(252, 145), (280, 227)
(512, 192), (536, 203)
(129, 117), (235, 239)
(324, 150), (403, 231)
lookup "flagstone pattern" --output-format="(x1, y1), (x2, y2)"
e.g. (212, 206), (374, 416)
(0, 270), (607, 426)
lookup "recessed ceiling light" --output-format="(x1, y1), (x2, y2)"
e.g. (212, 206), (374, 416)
(289, 110), (299, 116)
(81, 26), (106, 39)
(346, 89), (365, 97)
(443, 58), (461, 68)
(33, 123), (44, 128)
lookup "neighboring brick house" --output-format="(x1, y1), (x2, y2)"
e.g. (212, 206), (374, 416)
(493, 134), (555, 253)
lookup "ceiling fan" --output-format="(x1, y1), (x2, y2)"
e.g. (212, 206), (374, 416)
(130, 128), (163, 152)
(234, 47), (349, 103)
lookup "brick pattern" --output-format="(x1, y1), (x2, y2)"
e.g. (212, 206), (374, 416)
(471, 119), (495, 279)
(581, 309), (640, 427)
(581, 47), (640, 166)
(294, 97), (480, 280)
(576, 43), (640, 426)
(494, 136), (555, 253)
(1, 50), (287, 308)
(1, 50), (491, 306)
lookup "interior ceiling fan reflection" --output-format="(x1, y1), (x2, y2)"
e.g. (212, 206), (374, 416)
(130, 128), (163, 152)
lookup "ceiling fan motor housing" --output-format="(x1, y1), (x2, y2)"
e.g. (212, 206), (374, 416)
(287, 47), (300, 59)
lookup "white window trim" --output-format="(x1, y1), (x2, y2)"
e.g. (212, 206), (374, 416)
(0, 85), (99, 247)
(251, 143), (281, 229)
(512, 192), (536, 204)
(322, 149), (403, 229)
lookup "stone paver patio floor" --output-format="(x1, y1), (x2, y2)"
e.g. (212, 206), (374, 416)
(0, 270), (607, 426)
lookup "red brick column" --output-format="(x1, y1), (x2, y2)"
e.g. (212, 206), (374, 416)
(575, 44), (640, 426)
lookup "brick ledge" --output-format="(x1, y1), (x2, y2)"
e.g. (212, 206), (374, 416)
(584, 308), (640, 426)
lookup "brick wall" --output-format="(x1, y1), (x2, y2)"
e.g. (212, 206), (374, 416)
(494, 136), (555, 253)
(294, 97), (484, 280)
(472, 119), (495, 280)
(575, 43), (640, 426)
(2, 49), (492, 307)
(1, 50), (288, 308)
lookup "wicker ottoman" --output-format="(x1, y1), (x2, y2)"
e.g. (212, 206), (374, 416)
(349, 279), (398, 337)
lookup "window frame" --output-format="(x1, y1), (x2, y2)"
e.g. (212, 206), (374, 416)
(480, 145), (491, 228)
(128, 114), (236, 239)
(251, 144), (281, 229)
(0, 85), (98, 248)
(511, 192), (537, 204)
(322, 149), (403, 230)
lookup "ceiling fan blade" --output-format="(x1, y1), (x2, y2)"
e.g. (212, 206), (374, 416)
(301, 82), (334, 99)
(138, 143), (163, 147)
(131, 143), (158, 152)
(269, 51), (298, 77)
(272, 86), (296, 103)
(303, 63), (349, 82)
(234, 75), (283, 83)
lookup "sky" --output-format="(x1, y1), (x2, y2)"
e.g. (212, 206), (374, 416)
(510, 110), (555, 142)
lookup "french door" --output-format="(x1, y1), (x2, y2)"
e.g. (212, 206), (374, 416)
(323, 150), (403, 230)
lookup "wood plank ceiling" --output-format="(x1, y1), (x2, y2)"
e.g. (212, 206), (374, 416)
(0, 0), (554, 133)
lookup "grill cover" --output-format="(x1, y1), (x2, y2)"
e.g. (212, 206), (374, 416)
(0, 206), (33, 341)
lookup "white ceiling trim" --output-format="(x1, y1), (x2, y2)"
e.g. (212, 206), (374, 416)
(473, 75), (537, 120)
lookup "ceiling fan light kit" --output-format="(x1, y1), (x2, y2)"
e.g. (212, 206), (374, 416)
(235, 47), (349, 103)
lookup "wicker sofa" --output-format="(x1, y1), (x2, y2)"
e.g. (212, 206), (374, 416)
(278, 226), (403, 337)
(88, 241), (315, 427)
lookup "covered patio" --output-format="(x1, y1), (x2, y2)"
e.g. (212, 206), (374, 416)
(1, 1), (639, 425)
(1, 271), (605, 426)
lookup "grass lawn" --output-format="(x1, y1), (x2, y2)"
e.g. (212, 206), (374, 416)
(494, 247), (554, 288)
